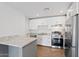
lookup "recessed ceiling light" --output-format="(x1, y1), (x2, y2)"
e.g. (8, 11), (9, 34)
(68, 9), (73, 12)
(60, 11), (63, 13)
(44, 8), (50, 11)
(36, 13), (39, 17)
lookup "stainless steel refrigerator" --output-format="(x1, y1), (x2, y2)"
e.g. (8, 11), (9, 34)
(65, 14), (79, 57)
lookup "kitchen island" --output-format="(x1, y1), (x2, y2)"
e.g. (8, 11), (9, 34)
(0, 35), (37, 57)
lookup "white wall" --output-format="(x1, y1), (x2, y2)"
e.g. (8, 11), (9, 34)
(25, 17), (30, 34)
(0, 3), (26, 37)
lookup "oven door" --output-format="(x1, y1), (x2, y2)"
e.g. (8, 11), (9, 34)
(51, 38), (63, 48)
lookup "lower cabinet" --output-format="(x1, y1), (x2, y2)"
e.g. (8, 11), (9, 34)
(0, 40), (37, 57)
(37, 35), (51, 46)
(0, 44), (8, 57)
(8, 40), (37, 57)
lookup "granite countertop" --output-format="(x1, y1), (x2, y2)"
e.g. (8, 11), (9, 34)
(0, 35), (37, 48)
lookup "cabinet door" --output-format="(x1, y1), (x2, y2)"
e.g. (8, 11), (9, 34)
(0, 44), (8, 57)
(37, 37), (42, 45)
(37, 35), (51, 46)
(41, 37), (51, 46)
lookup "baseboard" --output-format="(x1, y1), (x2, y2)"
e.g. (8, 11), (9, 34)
(37, 44), (51, 48)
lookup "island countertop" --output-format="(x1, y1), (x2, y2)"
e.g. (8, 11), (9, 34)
(0, 35), (37, 48)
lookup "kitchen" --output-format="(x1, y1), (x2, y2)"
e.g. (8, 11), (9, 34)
(0, 2), (79, 57)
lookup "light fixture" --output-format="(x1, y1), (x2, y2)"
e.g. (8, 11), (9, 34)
(44, 8), (50, 11)
(68, 9), (73, 12)
(60, 11), (64, 13)
(36, 13), (39, 17)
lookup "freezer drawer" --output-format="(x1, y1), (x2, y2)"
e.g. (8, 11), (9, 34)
(65, 47), (72, 57)
(71, 48), (76, 57)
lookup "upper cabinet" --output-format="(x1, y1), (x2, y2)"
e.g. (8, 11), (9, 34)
(65, 2), (79, 32)
(66, 2), (79, 18)
(29, 16), (66, 34)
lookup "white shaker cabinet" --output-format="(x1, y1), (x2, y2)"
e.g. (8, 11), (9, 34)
(37, 35), (51, 46)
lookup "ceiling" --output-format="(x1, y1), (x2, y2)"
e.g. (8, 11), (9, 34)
(4, 2), (71, 17)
